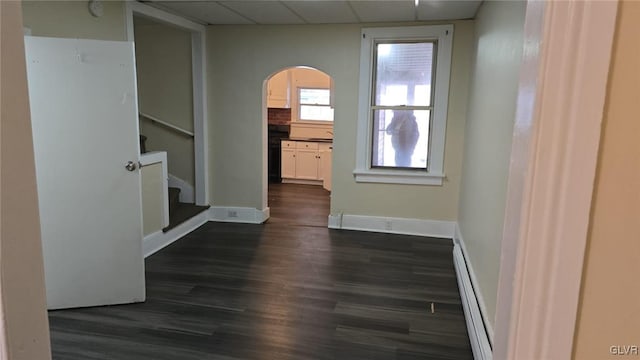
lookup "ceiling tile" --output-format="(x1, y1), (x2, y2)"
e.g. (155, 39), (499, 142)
(349, 1), (416, 23)
(283, 1), (359, 24)
(146, 0), (482, 25)
(153, 1), (255, 24)
(417, 0), (481, 21)
(219, 1), (305, 24)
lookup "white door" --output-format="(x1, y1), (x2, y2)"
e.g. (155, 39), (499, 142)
(25, 37), (145, 310)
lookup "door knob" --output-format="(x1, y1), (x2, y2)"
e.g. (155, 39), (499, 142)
(125, 161), (137, 171)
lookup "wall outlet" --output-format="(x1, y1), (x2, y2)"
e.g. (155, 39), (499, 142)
(385, 220), (392, 230)
(228, 210), (238, 218)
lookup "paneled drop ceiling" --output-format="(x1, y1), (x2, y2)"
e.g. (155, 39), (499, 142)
(143, 0), (482, 25)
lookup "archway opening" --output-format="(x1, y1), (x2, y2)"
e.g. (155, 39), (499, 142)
(265, 66), (334, 226)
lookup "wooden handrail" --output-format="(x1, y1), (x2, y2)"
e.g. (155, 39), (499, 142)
(139, 112), (194, 137)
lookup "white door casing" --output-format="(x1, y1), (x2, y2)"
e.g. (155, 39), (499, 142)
(493, 1), (619, 359)
(125, 1), (208, 207)
(26, 37), (145, 310)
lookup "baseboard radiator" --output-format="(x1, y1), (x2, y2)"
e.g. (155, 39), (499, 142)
(453, 245), (493, 360)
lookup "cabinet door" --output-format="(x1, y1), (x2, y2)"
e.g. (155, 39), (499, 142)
(281, 148), (296, 179)
(295, 149), (319, 180)
(317, 143), (332, 181)
(320, 148), (332, 191)
(268, 70), (290, 108)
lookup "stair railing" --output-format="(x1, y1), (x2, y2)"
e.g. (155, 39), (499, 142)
(139, 112), (194, 138)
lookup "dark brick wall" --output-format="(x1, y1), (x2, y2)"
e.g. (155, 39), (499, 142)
(268, 108), (291, 125)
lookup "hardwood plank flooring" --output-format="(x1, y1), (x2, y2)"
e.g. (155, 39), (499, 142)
(48, 183), (472, 359)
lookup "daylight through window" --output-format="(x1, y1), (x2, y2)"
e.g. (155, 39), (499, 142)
(371, 41), (435, 169)
(299, 88), (334, 121)
(354, 25), (453, 185)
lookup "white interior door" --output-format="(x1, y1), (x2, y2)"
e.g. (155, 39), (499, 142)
(25, 37), (145, 310)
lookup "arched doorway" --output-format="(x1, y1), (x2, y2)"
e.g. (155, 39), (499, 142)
(264, 66), (334, 226)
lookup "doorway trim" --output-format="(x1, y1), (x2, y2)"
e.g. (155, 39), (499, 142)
(262, 66), (335, 214)
(125, 2), (209, 206)
(493, 1), (619, 359)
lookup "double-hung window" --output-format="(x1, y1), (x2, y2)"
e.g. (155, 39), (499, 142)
(354, 25), (453, 185)
(298, 88), (334, 122)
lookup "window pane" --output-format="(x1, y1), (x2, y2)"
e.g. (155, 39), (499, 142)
(371, 109), (430, 168)
(299, 88), (330, 105)
(374, 42), (434, 107)
(300, 105), (334, 121)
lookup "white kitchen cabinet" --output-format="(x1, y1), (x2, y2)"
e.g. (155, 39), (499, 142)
(268, 70), (290, 108)
(319, 144), (332, 191)
(295, 149), (319, 179)
(281, 140), (332, 188)
(281, 147), (296, 179)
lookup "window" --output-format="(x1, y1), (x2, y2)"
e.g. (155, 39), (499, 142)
(354, 25), (453, 185)
(298, 88), (334, 121)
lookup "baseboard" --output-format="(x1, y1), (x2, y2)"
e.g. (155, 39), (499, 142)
(328, 213), (455, 238)
(453, 226), (493, 360)
(328, 213), (342, 229)
(168, 173), (194, 203)
(209, 206), (270, 224)
(454, 224), (494, 342)
(282, 178), (322, 186)
(143, 210), (209, 258)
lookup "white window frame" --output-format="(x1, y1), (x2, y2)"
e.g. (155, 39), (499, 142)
(354, 25), (453, 185)
(298, 87), (333, 122)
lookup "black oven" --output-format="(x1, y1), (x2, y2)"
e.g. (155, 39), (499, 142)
(268, 125), (290, 183)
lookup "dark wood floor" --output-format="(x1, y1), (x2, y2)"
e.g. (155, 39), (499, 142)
(267, 183), (331, 227)
(48, 183), (472, 359)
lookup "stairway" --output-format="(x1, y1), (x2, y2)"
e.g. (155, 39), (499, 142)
(163, 186), (210, 233)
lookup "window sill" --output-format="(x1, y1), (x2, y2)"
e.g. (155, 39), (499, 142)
(293, 120), (334, 126)
(353, 169), (444, 185)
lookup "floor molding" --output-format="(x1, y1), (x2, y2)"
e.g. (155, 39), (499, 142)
(143, 210), (209, 258)
(328, 214), (455, 238)
(453, 224), (493, 360)
(282, 179), (322, 186)
(454, 224), (494, 342)
(209, 206), (270, 224)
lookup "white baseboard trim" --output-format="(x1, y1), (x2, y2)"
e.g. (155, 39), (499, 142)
(168, 173), (194, 203)
(453, 225), (493, 360)
(209, 206), (270, 224)
(328, 213), (342, 229)
(454, 224), (494, 342)
(282, 178), (323, 186)
(143, 209), (210, 258)
(328, 213), (455, 238)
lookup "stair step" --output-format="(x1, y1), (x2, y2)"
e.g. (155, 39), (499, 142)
(163, 203), (210, 233)
(168, 187), (181, 210)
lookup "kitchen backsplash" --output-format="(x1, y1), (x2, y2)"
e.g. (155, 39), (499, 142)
(268, 108), (291, 125)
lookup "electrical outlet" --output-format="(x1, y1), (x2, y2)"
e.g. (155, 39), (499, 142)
(385, 220), (392, 230)
(228, 210), (238, 218)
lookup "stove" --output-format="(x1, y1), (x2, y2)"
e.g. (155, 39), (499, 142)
(268, 124), (290, 183)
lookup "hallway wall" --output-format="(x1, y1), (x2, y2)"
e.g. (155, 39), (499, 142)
(456, 0), (526, 330)
(135, 17), (195, 187)
(207, 22), (474, 219)
(22, 0), (126, 41)
(573, 2), (640, 358)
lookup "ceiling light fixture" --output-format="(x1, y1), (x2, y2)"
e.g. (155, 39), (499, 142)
(415, 0), (419, 7)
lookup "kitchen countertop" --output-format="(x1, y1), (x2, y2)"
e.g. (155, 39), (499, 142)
(285, 138), (333, 143)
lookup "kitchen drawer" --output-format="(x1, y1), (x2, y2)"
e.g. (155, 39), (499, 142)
(318, 143), (333, 152)
(295, 141), (319, 150)
(282, 140), (296, 148)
